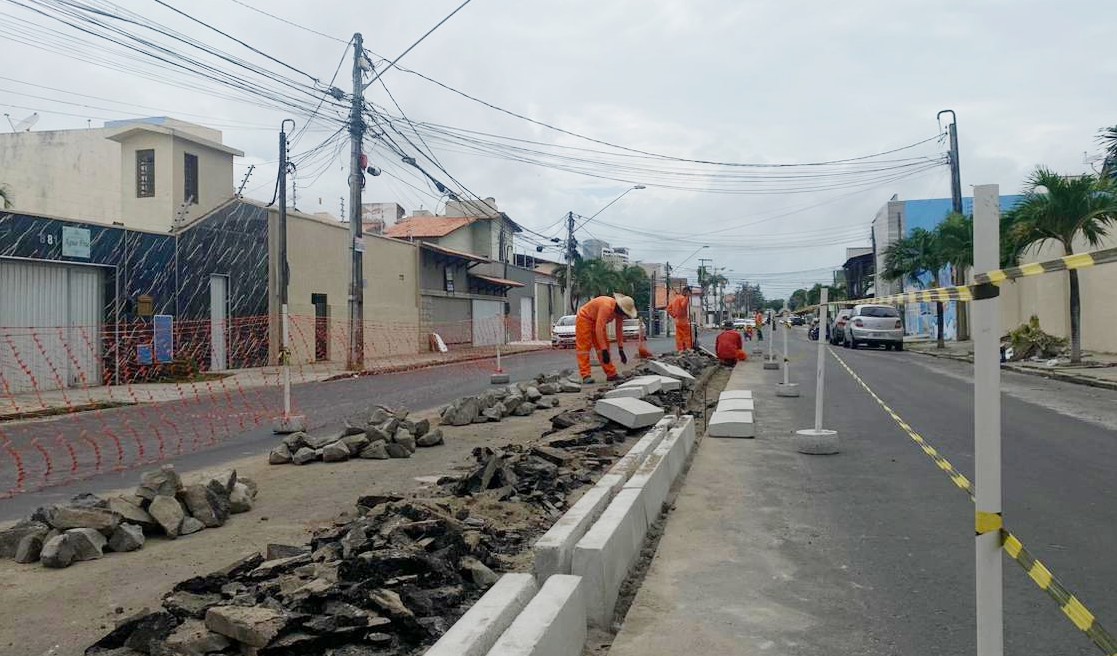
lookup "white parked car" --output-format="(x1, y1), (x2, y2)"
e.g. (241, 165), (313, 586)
(843, 304), (904, 350)
(551, 315), (576, 348)
(622, 318), (645, 340)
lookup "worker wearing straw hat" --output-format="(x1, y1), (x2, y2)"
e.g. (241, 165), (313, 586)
(575, 293), (638, 383)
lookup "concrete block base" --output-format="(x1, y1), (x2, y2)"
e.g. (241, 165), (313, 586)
(707, 410), (754, 438)
(491, 373), (511, 384)
(534, 486), (614, 582)
(795, 429), (840, 454)
(717, 398), (754, 412)
(572, 488), (648, 628)
(595, 398), (665, 429)
(775, 383), (800, 397)
(272, 414), (307, 434)
(645, 361), (696, 386)
(619, 376), (663, 394)
(762, 358), (780, 370)
(603, 386), (645, 400)
(719, 390), (752, 401)
(488, 575), (586, 656)
(426, 573), (539, 656)
(750, 348), (763, 355)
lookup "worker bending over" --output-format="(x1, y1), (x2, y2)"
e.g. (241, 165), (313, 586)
(575, 293), (638, 383)
(715, 320), (747, 366)
(667, 286), (693, 352)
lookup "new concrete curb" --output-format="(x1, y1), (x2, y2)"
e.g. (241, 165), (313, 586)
(487, 575), (587, 656)
(572, 487), (649, 628)
(426, 573), (539, 656)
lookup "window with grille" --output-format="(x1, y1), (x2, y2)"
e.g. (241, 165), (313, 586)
(136, 149), (155, 198)
(184, 153), (198, 204)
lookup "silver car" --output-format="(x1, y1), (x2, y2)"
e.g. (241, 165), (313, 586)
(551, 315), (577, 348)
(843, 304), (904, 350)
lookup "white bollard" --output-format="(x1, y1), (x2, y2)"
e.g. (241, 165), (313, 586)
(776, 313), (799, 397)
(490, 344), (510, 384)
(796, 288), (837, 453)
(763, 310), (779, 369)
(273, 303), (307, 434)
(973, 184), (1004, 656)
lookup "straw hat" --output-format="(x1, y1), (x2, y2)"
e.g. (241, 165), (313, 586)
(613, 293), (638, 318)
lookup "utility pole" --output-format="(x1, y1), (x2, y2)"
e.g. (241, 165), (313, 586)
(940, 109), (969, 341)
(664, 261), (672, 337)
(698, 258), (712, 326)
(347, 33), (367, 370)
(563, 211), (575, 313)
(648, 269), (656, 337)
(273, 119), (306, 433)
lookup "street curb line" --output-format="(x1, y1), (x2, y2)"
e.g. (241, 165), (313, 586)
(904, 347), (1117, 393)
(829, 347), (1117, 655)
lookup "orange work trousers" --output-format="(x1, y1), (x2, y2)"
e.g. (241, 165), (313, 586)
(576, 316), (618, 380)
(674, 319), (693, 352)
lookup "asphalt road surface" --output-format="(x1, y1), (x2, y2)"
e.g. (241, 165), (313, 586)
(0, 336), (677, 520)
(772, 328), (1117, 654)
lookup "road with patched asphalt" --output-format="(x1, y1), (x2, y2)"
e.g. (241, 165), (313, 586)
(0, 336), (677, 521)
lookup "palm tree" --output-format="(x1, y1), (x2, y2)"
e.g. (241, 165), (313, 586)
(882, 227), (947, 348)
(1006, 167), (1117, 362)
(935, 212), (973, 340)
(1099, 126), (1117, 178)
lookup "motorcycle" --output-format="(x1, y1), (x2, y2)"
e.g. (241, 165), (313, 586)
(808, 325), (820, 341)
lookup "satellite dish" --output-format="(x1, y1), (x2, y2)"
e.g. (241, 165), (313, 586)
(5, 112), (39, 132)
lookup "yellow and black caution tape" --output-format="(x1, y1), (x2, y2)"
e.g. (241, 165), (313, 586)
(794, 245), (1117, 314)
(830, 347), (1117, 655)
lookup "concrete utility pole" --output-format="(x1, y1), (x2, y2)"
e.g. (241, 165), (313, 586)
(648, 269), (656, 336)
(563, 211), (575, 313)
(664, 261), (672, 337)
(939, 109), (968, 341)
(698, 258), (712, 325)
(347, 33), (367, 370)
(273, 120), (306, 434)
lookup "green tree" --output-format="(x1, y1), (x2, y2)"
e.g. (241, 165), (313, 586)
(0, 185), (11, 209)
(616, 265), (651, 318)
(1006, 167), (1117, 362)
(789, 288), (808, 310)
(555, 259), (649, 314)
(1099, 126), (1117, 178)
(882, 227), (947, 348)
(763, 298), (786, 311)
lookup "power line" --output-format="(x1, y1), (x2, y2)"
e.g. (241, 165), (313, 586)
(228, 0), (348, 44)
(361, 0), (476, 88)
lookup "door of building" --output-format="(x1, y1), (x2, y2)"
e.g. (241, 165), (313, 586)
(471, 300), (504, 347)
(0, 259), (103, 393)
(311, 293), (328, 362)
(209, 275), (227, 371)
(520, 296), (533, 341)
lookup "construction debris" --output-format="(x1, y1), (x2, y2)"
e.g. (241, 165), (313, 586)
(86, 497), (530, 656)
(0, 466), (257, 569)
(270, 406), (440, 467)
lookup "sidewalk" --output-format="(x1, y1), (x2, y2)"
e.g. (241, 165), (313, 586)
(0, 342), (549, 421)
(904, 338), (1117, 391)
(609, 360), (874, 655)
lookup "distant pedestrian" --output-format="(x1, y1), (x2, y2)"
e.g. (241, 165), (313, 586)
(755, 311), (764, 341)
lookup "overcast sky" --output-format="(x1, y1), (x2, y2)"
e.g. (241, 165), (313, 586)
(3, 0), (1114, 299)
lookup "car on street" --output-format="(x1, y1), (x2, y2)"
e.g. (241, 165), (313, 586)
(551, 315), (576, 348)
(843, 304), (904, 350)
(790, 315), (806, 326)
(622, 318), (645, 340)
(732, 318), (748, 330)
(829, 309), (853, 345)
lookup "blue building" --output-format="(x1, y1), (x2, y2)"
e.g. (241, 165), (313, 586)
(871, 194), (1023, 340)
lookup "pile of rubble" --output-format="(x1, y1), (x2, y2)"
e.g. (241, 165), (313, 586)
(439, 374), (581, 426)
(646, 350), (716, 376)
(0, 466), (256, 569)
(269, 407), (444, 466)
(86, 496), (530, 656)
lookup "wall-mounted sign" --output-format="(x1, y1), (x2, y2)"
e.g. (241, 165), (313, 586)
(137, 343), (153, 365)
(61, 226), (91, 258)
(153, 314), (173, 364)
(136, 295), (154, 318)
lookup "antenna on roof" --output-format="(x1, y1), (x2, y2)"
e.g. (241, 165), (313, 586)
(4, 112), (39, 132)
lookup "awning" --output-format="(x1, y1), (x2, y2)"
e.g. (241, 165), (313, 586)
(419, 241), (490, 265)
(470, 273), (525, 288)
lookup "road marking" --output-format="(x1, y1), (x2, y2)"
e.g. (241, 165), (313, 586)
(829, 347), (1117, 655)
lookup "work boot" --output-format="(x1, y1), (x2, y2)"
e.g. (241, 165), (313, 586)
(582, 376), (594, 384)
(606, 375), (620, 382)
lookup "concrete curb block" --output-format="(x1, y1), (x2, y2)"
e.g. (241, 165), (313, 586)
(533, 486), (615, 583)
(775, 383), (800, 397)
(605, 418), (674, 481)
(708, 410), (755, 438)
(426, 573), (539, 656)
(669, 415), (697, 458)
(618, 376), (662, 395)
(486, 575), (586, 656)
(571, 488), (649, 628)
(719, 390), (752, 401)
(717, 398), (754, 412)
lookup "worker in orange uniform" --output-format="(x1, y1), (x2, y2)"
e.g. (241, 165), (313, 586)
(715, 320), (747, 366)
(575, 293), (638, 383)
(755, 310), (765, 341)
(667, 286), (693, 352)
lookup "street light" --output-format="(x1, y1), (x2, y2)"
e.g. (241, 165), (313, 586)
(563, 185), (646, 312)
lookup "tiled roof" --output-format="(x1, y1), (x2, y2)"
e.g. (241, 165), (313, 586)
(470, 274), (525, 288)
(418, 241), (490, 263)
(383, 216), (475, 238)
